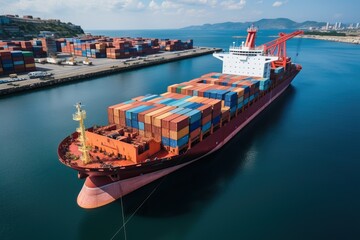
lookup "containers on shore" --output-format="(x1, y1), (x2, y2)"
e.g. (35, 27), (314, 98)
(58, 36), (193, 59)
(0, 50), (36, 75)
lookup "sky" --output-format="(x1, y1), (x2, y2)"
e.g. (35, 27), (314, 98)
(1, 0), (359, 30)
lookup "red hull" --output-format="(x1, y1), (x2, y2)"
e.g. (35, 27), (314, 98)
(72, 68), (299, 208)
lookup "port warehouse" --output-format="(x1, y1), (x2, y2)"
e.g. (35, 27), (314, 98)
(87, 69), (284, 163)
(0, 36), (193, 76)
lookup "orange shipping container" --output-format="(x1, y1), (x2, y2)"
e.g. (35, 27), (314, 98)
(190, 127), (201, 140)
(153, 112), (173, 127)
(138, 105), (164, 123)
(201, 114), (212, 125)
(161, 128), (170, 138)
(145, 106), (175, 125)
(170, 126), (189, 140)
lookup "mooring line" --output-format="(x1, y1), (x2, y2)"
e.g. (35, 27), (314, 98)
(110, 177), (166, 240)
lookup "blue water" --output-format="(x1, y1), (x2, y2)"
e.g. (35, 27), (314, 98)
(1, 29), (360, 240)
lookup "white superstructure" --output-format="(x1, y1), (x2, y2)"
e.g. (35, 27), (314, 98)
(213, 27), (278, 78)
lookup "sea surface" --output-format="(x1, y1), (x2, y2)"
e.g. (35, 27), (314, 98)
(1, 29), (360, 240)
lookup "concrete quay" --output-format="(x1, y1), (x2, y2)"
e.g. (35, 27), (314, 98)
(300, 35), (360, 44)
(0, 47), (221, 96)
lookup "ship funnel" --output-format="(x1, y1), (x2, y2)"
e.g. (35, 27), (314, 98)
(245, 25), (258, 48)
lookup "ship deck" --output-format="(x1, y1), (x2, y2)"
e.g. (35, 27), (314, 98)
(65, 140), (176, 169)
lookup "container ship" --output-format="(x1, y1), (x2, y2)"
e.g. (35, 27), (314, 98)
(58, 27), (303, 208)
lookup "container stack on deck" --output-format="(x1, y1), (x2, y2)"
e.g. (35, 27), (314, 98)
(106, 72), (272, 155)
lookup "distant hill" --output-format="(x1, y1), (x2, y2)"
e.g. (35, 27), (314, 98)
(0, 15), (84, 40)
(182, 18), (325, 30)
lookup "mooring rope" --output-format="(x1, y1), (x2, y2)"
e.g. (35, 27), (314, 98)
(110, 177), (166, 240)
(119, 187), (127, 240)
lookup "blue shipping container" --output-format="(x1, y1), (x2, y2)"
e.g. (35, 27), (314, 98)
(170, 135), (189, 148)
(202, 121), (211, 132)
(184, 109), (201, 124)
(190, 120), (201, 132)
(212, 115), (221, 125)
(162, 137), (170, 146)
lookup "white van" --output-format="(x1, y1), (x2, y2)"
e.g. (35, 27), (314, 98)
(28, 71), (53, 79)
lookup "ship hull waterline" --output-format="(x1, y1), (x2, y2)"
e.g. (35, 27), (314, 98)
(75, 70), (298, 209)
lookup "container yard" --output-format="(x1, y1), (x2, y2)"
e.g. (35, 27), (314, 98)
(0, 35), (193, 66)
(0, 34), (216, 96)
(0, 47), (221, 96)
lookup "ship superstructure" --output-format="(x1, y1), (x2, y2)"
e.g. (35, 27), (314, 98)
(214, 26), (277, 78)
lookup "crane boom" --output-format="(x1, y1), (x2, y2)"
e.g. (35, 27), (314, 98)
(261, 30), (304, 70)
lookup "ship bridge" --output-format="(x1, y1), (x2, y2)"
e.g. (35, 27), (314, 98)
(214, 27), (278, 78)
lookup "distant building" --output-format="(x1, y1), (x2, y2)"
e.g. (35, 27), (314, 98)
(0, 16), (10, 25)
(39, 31), (55, 38)
(2, 26), (20, 33)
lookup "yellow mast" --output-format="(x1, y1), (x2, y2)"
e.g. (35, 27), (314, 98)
(73, 103), (91, 164)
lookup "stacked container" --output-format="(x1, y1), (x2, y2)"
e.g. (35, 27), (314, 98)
(104, 68), (280, 155)
(0, 50), (13, 73)
(11, 51), (25, 73)
(0, 57), (3, 75)
(160, 39), (193, 51)
(23, 51), (36, 72)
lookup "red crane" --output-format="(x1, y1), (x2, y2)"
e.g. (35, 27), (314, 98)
(261, 30), (304, 70)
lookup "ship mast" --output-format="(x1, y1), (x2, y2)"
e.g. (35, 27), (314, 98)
(73, 103), (91, 164)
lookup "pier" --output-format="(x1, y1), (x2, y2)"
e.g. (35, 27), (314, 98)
(0, 47), (221, 96)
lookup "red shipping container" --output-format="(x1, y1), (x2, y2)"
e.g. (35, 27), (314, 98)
(169, 115), (189, 131)
(162, 113), (181, 130)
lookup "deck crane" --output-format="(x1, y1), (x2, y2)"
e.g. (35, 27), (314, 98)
(261, 30), (304, 70)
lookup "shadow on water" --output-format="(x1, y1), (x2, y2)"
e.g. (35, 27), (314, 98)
(118, 86), (297, 218)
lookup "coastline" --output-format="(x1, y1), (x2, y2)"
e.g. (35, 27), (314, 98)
(299, 35), (360, 44)
(0, 47), (221, 96)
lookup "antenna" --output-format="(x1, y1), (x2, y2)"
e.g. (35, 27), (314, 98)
(73, 102), (91, 164)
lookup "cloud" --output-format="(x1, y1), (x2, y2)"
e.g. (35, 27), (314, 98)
(161, 0), (182, 9)
(2, 0), (146, 14)
(221, 0), (246, 10)
(149, 0), (161, 10)
(272, 1), (283, 7)
(109, 0), (146, 11)
(177, 0), (217, 6)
